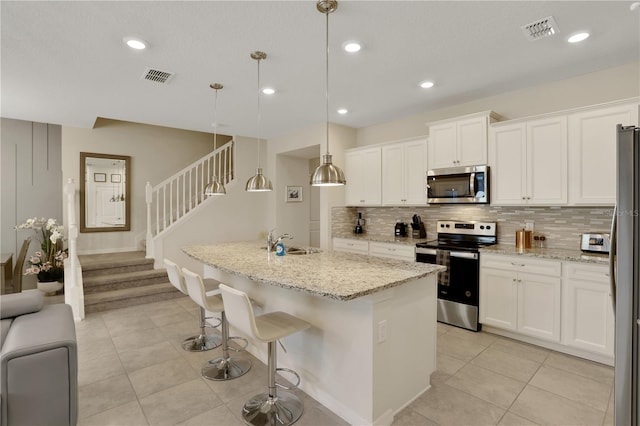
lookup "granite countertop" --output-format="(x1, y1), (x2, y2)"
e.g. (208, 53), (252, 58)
(183, 241), (444, 301)
(332, 232), (430, 246)
(480, 244), (609, 265)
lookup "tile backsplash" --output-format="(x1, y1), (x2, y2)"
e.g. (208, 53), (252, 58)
(332, 205), (614, 250)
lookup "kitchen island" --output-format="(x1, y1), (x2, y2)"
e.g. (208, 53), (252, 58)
(183, 241), (444, 426)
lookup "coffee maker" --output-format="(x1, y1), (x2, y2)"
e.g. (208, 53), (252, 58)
(394, 220), (408, 237)
(354, 212), (365, 234)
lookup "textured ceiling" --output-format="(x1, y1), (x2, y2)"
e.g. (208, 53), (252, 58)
(2, 1), (639, 139)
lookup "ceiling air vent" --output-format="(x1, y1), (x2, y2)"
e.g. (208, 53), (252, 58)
(521, 16), (559, 41)
(142, 68), (174, 84)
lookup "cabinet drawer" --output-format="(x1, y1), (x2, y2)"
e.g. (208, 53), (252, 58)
(564, 261), (609, 283)
(482, 254), (561, 276)
(333, 238), (369, 255)
(369, 242), (415, 261)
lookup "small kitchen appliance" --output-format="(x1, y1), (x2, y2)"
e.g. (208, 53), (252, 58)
(416, 220), (497, 331)
(581, 233), (611, 254)
(426, 165), (490, 204)
(354, 212), (365, 234)
(515, 229), (533, 250)
(394, 221), (408, 237)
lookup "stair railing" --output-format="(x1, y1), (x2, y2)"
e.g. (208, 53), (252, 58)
(145, 140), (234, 259)
(64, 178), (85, 321)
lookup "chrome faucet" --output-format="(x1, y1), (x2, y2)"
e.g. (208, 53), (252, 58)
(270, 233), (293, 251)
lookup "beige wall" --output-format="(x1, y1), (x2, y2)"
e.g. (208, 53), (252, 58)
(356, 61), (640, 146)
(62, 118), (220, 253)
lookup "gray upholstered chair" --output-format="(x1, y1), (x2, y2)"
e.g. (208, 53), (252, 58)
(1, 291), (78, 425)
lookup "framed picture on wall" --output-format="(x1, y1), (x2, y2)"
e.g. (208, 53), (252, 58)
(111, 174), (121, 183)
(286, 186), (302, 203)
(94, 173), (107, 183)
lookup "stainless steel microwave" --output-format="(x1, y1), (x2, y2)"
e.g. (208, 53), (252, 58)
(426, 165), (489, 204)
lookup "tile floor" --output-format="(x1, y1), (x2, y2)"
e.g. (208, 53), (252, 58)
(75, 296), (614, 426)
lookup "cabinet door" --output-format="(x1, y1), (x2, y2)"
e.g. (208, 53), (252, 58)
(562, 263), (614, 356)
(381, 144), (405, 205)
(403, 139), (428, 205)
(569, 102), (639, 205)
(428, 122), (457, 169)
(489, 123), (526, 205)
(517, 273), (561, 342)
(369, 242), (415, 261)
(344, 150), (364, 205)
(526, 116), (568, 205)
(332, 238), (369, 255)
(479, 268), (518, 330)
(344, 148), (381, 206)
(457, 116), (488, 167)
(362, 148), (382, 205)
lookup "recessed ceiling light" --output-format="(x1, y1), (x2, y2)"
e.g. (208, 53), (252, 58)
(337, 108), (348, 114)
(343, 42), (362, 53)
(420, 81), (434, 89)
(262, 87), (275, 95)
(567, 32), (590, 43)
(123, 37), (147, 50)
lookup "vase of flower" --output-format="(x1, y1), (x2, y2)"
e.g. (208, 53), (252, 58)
(37, 280), (64, 295)
(15, 217), (67, 292)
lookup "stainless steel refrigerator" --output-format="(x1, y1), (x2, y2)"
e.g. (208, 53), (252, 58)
(612, 124), (640, 426)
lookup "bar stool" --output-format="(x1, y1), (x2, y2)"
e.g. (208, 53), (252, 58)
(163, 258), (221, 352)
(182, 267), (252, 381)
(219, 283), (311, 426)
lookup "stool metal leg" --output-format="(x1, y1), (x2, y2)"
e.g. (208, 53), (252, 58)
(201, 311), (252, 380)
(182, 306), (222, 351)
(242, 341), (304, 426)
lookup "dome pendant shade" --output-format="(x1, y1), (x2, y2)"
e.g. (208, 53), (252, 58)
(204, 177), (226, 196)
(311, 154), (346, 186)
(245, 167), (273, 192)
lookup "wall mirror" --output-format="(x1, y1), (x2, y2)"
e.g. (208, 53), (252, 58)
(80, 152), (131, 232)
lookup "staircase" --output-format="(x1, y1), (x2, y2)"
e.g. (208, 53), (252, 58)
(80, 251), (184, 313)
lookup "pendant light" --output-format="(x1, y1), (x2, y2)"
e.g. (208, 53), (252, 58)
(245, 51), (273, 192)
(204, 83), (227, 196)
(310, 0), (346, 187)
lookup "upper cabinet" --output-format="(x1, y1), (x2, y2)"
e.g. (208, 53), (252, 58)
(490, 116), (568, 205)
(344, 147), (382, 206)
(427, 111), (499, 170)
(568, 101), (639, 205)
(381, 138), (427, 205)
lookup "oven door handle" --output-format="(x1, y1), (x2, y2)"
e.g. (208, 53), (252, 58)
(416, 247), (478, 260)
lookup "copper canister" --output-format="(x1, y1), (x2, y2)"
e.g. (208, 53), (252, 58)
(516, 229), (533, 250)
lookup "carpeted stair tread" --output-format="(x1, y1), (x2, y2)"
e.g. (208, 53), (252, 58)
(79, 251), (153, 276)
(83, 268), (169, 286)
(84, 282), (184, 313)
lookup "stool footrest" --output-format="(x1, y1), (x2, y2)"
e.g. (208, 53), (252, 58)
(275, 367), (301, 390)
(227, 336), (249, 351)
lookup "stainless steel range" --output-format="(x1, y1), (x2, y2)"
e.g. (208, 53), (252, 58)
(415, 220), (497, 331)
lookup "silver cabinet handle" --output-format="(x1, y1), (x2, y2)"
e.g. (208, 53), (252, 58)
(511, 262), (525, 267)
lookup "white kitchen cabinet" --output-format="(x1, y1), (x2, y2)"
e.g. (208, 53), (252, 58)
(332, 238), (369, 255)
(562, 262), (614, 357)
(344, 147), (382, 206)
(569, 100), (639, 205)
(369, 241), (415, 261)
(480, 254), (561, 342)
(489, 115), (567, 205)
(381, 138), (427, 205)
(427, 111), (498, 170)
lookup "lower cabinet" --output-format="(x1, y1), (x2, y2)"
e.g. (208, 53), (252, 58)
(562, 262), (614, 357)
(480, 253), (614, 363)
(332, 238), (369, 255)
(480, 254), (561, 342)
(332, 238), (415, 261)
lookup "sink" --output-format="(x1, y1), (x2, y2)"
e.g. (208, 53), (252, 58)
(286, 247), (319, 255)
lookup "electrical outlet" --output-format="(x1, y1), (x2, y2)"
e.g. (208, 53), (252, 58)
(378, 320), (388, 343)
(525, 221), (534, 231)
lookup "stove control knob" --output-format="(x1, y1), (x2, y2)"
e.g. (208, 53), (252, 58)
(480, 225), (485, 230)
(446, 224), (450, 228)
(440, 224), (444, 228)
(486, 225), (491, 230)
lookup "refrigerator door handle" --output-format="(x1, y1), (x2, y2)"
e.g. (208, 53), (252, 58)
(608, 204), (617, 314)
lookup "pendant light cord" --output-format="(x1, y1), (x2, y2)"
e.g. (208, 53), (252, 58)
(257, 57), (262, 168)
(325, 8), (330, 156)
(213, 87), (218, 151)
